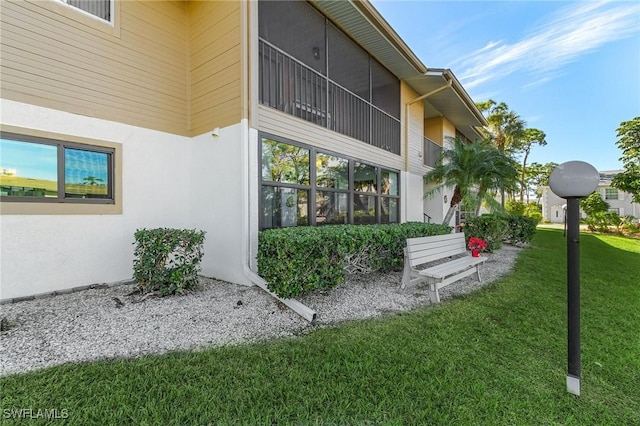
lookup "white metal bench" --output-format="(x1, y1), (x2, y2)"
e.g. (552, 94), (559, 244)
(401, 233), (487, 303)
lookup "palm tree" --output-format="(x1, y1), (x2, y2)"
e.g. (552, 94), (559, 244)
(424, 138), (518, 225)
(83, 176), (104, 185)
(474, 145), (519, 216)
(477, 100), (526, 154)
(477, 100), (526, 206)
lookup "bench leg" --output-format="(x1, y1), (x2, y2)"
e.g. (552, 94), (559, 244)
(428, 281), (441, 304)
(401, 247), (410, 290)
(476, 265), (482, 282)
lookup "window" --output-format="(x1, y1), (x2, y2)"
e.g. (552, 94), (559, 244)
(260, 134), (400, 229)
(381, 170), (399, 223)
(605, 188), (619, 200)
(316, 153), (349, 225)
(260, 138), (310, 229)
(59, 0), (111, 22)
(0, 132), (115, 203)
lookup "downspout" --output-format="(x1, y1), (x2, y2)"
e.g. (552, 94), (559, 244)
(239, 1), (316, 323)
(239, 122), (317, 323)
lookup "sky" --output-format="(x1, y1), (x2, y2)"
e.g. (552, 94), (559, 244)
(371, 0), (640, 172)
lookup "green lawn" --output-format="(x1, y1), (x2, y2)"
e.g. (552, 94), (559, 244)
(1, 229), (639, 425)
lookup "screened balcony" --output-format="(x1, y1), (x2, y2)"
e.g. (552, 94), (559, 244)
(259, 39), (401, 155)
(424, 137), (442, 168)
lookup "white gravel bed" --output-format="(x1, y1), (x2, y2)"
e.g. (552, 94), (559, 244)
(0, 245), (523, 376)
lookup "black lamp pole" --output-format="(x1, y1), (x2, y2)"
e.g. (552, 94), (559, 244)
(549, 160), (599, 396)
(566, 197), (581, 393)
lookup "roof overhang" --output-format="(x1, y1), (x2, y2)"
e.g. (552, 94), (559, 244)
(311, 1), (487, 141)
(404, 69), (488, 141)
(311, 0), (427, 78)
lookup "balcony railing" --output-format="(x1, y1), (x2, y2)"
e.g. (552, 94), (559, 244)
(424, 137), (442, 168)
(259, 39), (400, 155)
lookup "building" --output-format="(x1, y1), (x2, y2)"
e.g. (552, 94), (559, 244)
(0, 0), (486, 302)
(541, 170), (639, 223)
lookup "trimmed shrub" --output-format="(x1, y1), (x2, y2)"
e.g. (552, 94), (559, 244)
(526, 211), (543, 223)
(505, 199), (525, 216)
(464, 214), (507, 252)
(586, 211), (627, 233)
(465, 213), (537, 250)
(257, 222), (451, 299)
(504, 214), (538, 244)
(133, 228), (205, 296)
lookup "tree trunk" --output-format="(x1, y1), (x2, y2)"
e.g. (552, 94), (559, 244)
(442, 205), (457, 226)
(475, 190), (486, 216)
(520, 149), (530, 203)
(442, 186), (462, 226)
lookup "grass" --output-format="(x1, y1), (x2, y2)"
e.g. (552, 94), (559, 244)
(1, 229), (638, 425)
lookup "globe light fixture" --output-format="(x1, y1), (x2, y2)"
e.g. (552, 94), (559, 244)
(549, 161), (600, 397)
(549, 161), (600, 198)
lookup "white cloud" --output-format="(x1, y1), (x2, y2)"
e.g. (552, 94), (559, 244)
(455, 1), (640, 89)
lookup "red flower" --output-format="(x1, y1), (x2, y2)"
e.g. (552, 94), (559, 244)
(468, 237), (488, 251)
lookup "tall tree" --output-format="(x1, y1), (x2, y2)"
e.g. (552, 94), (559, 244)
(519, 128), (547, 202)
(424, 138), (518, 225)
(528, 161), (559, 203)
(611, 117), (640, 203)
(476, 100), (527, 155)
(477, 100), (526, 205)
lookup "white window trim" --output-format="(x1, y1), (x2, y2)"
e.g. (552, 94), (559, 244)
(55, 0), (115, 26)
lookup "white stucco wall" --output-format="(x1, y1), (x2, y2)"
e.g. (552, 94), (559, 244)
(403, 172), (426, 222)
(423, 183), (445, 225)
(1, 100), (255, 300)
(190, 121), (253, 286)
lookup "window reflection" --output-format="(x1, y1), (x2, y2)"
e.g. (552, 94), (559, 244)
(316, 191), (348, 225)
(259, 136), (400, 228)
(316, 153), (348, 190)
(353, 194), (377, 224)
(381, 170), (398, 196)
(261, 138), (310, 185)
(0, 139), (57, 197)
(353, 162), (377, 193)
(261, 186), (309, 229)
(381, 197), (398, 224)
(65, 148), (109, 198)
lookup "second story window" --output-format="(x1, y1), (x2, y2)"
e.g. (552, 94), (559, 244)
(59, 0), (111, 22)
(605, 188), (619, 200)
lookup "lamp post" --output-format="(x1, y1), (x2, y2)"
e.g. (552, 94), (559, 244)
(549, 161), (600, 396)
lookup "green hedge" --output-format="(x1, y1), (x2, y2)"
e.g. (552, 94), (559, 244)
(133, 228), (205, 296)
(257, 222), (452, 299)
(463, 214), (507, 252)
(464, 213), (537, 251)
(503, 215), (538, 245)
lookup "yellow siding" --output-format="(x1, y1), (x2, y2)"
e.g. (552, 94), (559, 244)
(258, 106), (404, 171)
(425, 117), (444, 145)
(188, 0), (243, 136)
(442, 118), (456, 142)
(0, 0), (190, 135)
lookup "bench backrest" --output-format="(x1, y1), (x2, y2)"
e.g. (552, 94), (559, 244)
(405, 233), (466, 267)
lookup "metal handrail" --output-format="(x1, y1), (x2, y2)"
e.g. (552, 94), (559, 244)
(259, 38), (401, 154)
